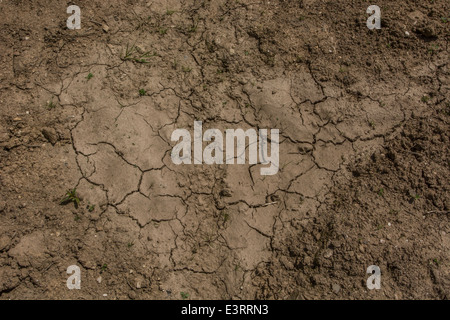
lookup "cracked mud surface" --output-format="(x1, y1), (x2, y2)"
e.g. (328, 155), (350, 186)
(0, 0), (449, 299)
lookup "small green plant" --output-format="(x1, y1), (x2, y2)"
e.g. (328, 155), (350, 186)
(428, 44), (439, 54)
(87, 73), (93, 80)
(421, 95), (430, 103)
(377, 188), (384, 197)
(441, 17), (448, 23)
(74, 215), (81, 221)
(166, 9), (175, 15)
(172, 59), (178, 69)
(180, 292), (189, 300)
(333, 199), (342, 207)
(127, 242), (134, 248)
(87, 204), (95, 212)
(139, 89), (147, 96)
(121, 43), (154, 63)
(369, 120), (376, 129)
(101, 264), (108, 272)
(159, 28), (168, 35)
(182, 66), (192, 73)
(60, 188), (81, 208)
(47, 100), (56, 109)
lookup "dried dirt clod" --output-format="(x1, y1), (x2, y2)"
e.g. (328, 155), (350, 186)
(8, 232), (46, 268)
(41, 127), (58, 145)
(0, 267), (20, 293)
(415, 25), (437, 38)
(0, 235), (11, 251)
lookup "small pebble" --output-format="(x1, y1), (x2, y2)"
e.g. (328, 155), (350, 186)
(332, 283), (341, 294)
(324, 249), (333, 258)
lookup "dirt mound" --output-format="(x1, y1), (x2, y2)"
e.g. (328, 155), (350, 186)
(255, 105), (449, 299)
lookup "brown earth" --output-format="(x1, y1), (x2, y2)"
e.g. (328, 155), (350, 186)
(0, 0), (448, 299)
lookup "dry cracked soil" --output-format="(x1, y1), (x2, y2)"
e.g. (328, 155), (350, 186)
(0, 0), (449, 300)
